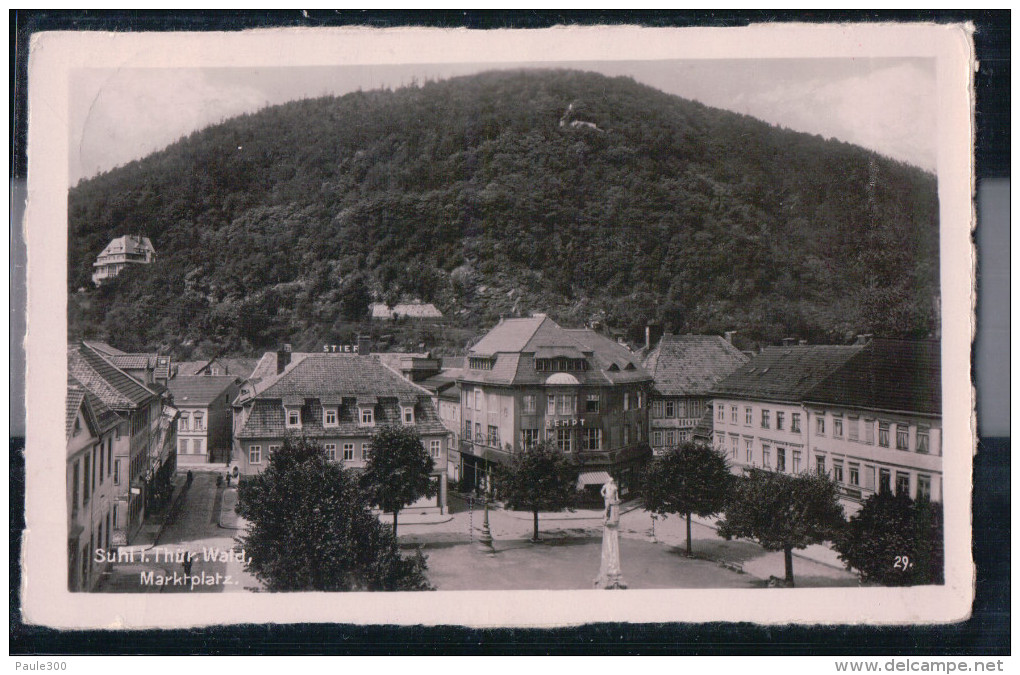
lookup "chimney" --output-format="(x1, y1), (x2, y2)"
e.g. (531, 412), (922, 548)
(782, 337), (797, 347)
(357, 335), (373, 355)
(855, 334), (873, 346)
(645, 323), (663, 351)
(276, 344), (292, 374)
(724, 330), (737, 344)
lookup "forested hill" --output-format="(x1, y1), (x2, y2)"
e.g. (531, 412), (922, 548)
(68, 69), (939, 357)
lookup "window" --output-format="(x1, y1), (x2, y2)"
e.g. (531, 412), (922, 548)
(718, 404), (725, 422)
(776, 411), (785, 430)
(864, 419), (875, 444)
(464, 420), (472, 441)
(179, 413), (189, 431)
(71, 461), (80, 514)
(360, 407), (374, 426)
(582, 428), (602, 451)
(849, 463), (860, 486)
(745, 438), (753, 463)
(833, 416), (844, 439)
(652, 400), (665, 418)
(791, 413), (801, 433)
(402, 406), (415, 425)
(557, 395), (575, 416)
(666, 430), (677, 447)
(474, 390), (482, 411)
(107, 442), (112, 477)
(715, 432), (725, 452)
(522, 395), (537, 414)
(761, 410), (770, 429)
(916, 428), (930, 454)
(521, 429), (540, 449)
(585, 394), (600, 413)
(622, 393), (631, 411)
(249, 445), (262, 464)
(762, 444), (771, 468)
(865, 465), (876, 490)
(180, 438), (189, 454)
(193, 412), (205, 431)
(652, 431), (663, 447)
(113, 459), (120, 486)
(916, 474), (931, 501)
(343, 443), (354, 461)
(833, 461), (845, 483)
(792, 450), (801, 473)
(112, 504), (118, 530)
(895, 472), (910, 497)
(193, 438), (203, 456)
(268, 444), (281, 458)
(816, 455), (826, 476)
(896, 425), (909, 451)
(879, 468), (892, 494)
(324, 409), (337, 426)
(728, 405), (735, 423)
(816, 415), (825, 436)
(324, 444), (337, 461)
(689, 400), (702, 418)
(429, 440), (442, 459)
(730, 435), (738, 459)
(475, 422), (481, 442)
(361, 443), (371, 460)
(556, 428), (572, 452)
(547, 396), (556, 415)
(487, 425), (500, 447)
(745, 407), (753, 425)
(286, 409), (300, 427)
(623, 426), (630, 445)
(776, 447), (786, 473)
(662, 400), (675, 417)
(878, 422), (890, 447)
(848, 416), (859, 441)
(84, 452), (91, 503)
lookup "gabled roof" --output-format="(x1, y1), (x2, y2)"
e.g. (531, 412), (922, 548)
(711, 345), (864, 403)
(257, 354), (435, 402)
(106, 354), (153, 370)
(67, 376), (121, 441)
(803, 339), (941, 416)
(643, 334), (750, 397)
(82, 341), (126, 357)
(98, 235), (154, 257)
(66, 387), (87, 440)
(68, 343), (158, 410)
(167, 376), (240, 407)
(176, 357), (259, 378)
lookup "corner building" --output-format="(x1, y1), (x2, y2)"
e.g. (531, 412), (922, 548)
(457, 315), (652, 500)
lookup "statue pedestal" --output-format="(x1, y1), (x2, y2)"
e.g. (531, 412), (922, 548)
(594, 505), (627, 590)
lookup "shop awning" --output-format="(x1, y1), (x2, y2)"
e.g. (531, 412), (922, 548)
(577, 471), (612, 489)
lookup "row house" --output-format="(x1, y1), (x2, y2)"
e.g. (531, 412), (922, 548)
(167, 376), (241, 465)
(457, 314), (652, 500)
(84, 341), (173, 388)
(711, 339), (942, 513)
(803, 339), (942, 511)
(642, 334), (748, 453)
(68, 343), (178, 546)
(91, 234), (155, 286)
(232, 349), (450, 511)
(418, 368), (463, 482)
(66, 379), (122, 591)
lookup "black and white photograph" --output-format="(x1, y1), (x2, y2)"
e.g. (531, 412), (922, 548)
(22, 23), (976, 628)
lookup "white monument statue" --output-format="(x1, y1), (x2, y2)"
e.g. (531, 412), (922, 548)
(594, 477), (627, 589)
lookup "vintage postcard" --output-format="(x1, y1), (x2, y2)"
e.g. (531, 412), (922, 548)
(23, 23), (975, 628)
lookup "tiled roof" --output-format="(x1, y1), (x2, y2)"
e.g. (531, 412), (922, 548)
(461, 316), (651, 387)
(167, 376), (239, 406)
(643, 334), (749, 397)
(804, 339), (941, 416)
(176, 357), (259, 378)
(246, 352), (314, 387)
(99, 235), (154, 257)
(68, 376), (122, 440)
(68, 343), (157, 410)
(238, 398), (448, 439)
(254, 354), (434, 401)
(711, 345), (864, 403)
(82, 341), (126, 356)
(66, 386), (86, 440)
(107, 354), (153, 370)
(370, 302), (443, 319)
(692, 402), (715, 441)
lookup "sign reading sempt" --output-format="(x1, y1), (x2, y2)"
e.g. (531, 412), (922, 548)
(545, 417), (591, 429)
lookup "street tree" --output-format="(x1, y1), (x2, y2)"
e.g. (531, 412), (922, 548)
(361, 425), (437, 537)
(235, 437), (431, 591)
(716, 469), (845, 587)
(643, 442), (733, 557)
(339, 274), (372, 321)
(493, 442), (577, 542)
(835, 491), (944, 585)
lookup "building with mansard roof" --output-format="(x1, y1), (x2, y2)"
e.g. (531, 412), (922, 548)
(232, 351), (450, 511)
(457, 314), (653, 500)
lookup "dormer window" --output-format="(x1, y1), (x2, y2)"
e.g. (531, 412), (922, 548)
(285, 408), (301, 428)
(359, 407), (375, 426)
(402, 406), (415, 425)
(324, 408), (337, 426)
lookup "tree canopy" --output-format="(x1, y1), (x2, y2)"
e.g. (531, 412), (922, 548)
(235, 437), (431, 591)
(360, 425), (437, 536)
(835, 491), (944, 586)
(68, 69), (939, 358)
(493, 442), (578, 541)
(716, 469), (845, 586)
(643, 442), (732, 556)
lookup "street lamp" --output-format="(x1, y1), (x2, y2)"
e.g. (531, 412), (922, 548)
(476, 466), (495, 555)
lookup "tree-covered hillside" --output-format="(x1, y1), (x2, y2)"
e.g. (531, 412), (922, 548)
(68, 69), (939, 357)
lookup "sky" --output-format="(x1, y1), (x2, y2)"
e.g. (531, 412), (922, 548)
(69, 58), (936, 185)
